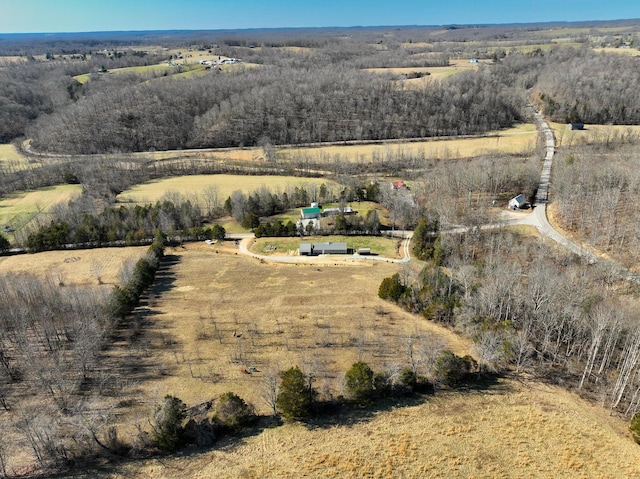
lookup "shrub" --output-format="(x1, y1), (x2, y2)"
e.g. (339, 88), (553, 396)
(276, 366), (315, 420)
(214, 392), (255, 431)
(432, 350), (475, 387)
(344, 362), (375, 405)
(0, 234), (9, 253)
(378, 273), (406, 302)
(396, 367), (417, 394)
(630, 413), (640, 445)
(152, 395), (187, 452)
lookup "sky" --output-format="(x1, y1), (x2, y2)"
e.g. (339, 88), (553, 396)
(1, 0), (639, 34)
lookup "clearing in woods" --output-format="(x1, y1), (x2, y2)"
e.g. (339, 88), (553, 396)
(0, 246), (148, 287)
(0, 143), (30, 172)
(79, 243), (640, 478)
(109, 241), (468, 415)
(0, 184), (82, 231)
(279, 123), (538, 163)
(116, 174), (340, 204)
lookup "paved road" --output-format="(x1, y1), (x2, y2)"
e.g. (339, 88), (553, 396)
(514, 110), (598, 262)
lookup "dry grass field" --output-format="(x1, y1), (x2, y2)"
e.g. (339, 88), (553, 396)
(365, 59), (485, 86)
(550, 122), (640, 148)
(62, 239), (640, 478)
(0, 246), (147, 287)
(99, 376), (640, 479)
(279, 123), (538, 163)
(116, 175), (340, 204)
(84, 242), (639, 477)
(0, 184), (82, 232)
(111, 241), (465, 414)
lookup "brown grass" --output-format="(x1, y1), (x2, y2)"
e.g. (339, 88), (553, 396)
(280, 124), (537, 163)
(115, 241), (467, 413)
(116, 175), (340, 205)
(95, 375), (640, 478)
(0, 246), (148, 287)
(4, 241), (638, 477)
(551, 122), (640, 148)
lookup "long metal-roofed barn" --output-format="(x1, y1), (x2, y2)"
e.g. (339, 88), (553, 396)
(299, 242), (349, 256)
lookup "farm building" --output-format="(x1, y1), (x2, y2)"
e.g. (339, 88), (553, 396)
(299, 243), (313, 255)
(323, 206), (354, 216)
(301, 206), (322, 219)
(568, 122), (585, 130)
(509, 194), (527, 210)
(299, 242), (349, 256)
(391, 180), (407, 190)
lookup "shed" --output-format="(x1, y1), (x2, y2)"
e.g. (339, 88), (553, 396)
(568, 122), (585, 130)
(358, 248), (371, 255)
(299, 243), (313, 256)
(509, 194), (527, 210)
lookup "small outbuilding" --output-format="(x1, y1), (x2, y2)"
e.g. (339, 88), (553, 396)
(568, 122), (585, 130)
(509, 194), (527, 210)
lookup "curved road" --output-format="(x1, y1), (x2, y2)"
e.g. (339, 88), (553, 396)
(229, 232), (413, 265)
(515, 110), (598, 262)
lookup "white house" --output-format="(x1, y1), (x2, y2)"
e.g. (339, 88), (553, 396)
(509, 194), (527, 210)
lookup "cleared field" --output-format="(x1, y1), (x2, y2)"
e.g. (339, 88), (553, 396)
(82, 239), (640, 478)
(0, 184), (82, 231)
(251, 234), (403, 259)
(107, 241), (468, 417)
(280, 123), (538, 163)
(116, 174), (340, 204)
(0, 246), (147, 287)
(0, 143), (29, 171)
(550, 122), (640, 147)
(101, 376), (640, 478)
(365, 58), (484, 85)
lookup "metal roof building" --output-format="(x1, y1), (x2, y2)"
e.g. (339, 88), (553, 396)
(299, 242), (348, 255)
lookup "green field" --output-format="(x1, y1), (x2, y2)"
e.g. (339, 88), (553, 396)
(0, 184), (82, 235)
(252, 234), (402, 258)
(0, 144), (30, 172)
(116, 174), (341, 205)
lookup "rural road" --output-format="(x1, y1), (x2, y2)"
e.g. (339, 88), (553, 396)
(511, 110), (598, 262)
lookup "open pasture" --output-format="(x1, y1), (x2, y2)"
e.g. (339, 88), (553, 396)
(0, 246), (147, 287)
(114, 241), (469, 415)
(365, 58), (483, 85)
(0, 184), (82, 231)
(102, 376), (640, 479)
(116, 174), (340, 204)
(279, 123), (537, 163)
(551, 122), (640, 147)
